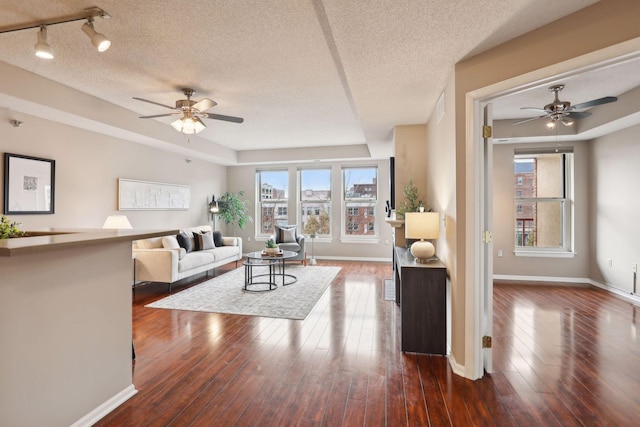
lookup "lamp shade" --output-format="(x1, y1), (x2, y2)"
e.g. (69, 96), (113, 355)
(405, 212), (440, 263)
(404, 212), (439, 240)
(102, 215), (132, 229)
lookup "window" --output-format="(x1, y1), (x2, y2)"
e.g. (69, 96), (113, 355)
(257, 170), (288, 236)
(513, 149), (573, 252)
(343, 167), (378, 237)
(299, 169), (331, 237)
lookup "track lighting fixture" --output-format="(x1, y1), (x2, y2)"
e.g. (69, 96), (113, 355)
(0, 7), (111, 59)
(81, 19), (110, 52)
(34, 26), (54, 59)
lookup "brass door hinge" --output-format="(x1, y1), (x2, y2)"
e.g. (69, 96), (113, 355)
(482, 230), (493, 244)
(482, 336), (492, 348)
(482, 125), (492, 139)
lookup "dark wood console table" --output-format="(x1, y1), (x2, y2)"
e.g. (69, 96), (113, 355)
(394, 246), (447, 355)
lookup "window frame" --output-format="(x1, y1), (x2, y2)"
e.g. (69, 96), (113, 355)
(513, 149), (574, 257)
(341, 166), (379, 241)
(256, 169), (289, 237)
(298, 168), (332, 238)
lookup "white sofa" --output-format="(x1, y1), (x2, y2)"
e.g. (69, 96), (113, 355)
(133, 225), (242, 293)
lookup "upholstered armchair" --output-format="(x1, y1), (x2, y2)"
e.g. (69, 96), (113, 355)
(270, 224), (306, 265)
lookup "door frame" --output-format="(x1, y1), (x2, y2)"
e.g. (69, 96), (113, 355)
(466, 39), (640, 380)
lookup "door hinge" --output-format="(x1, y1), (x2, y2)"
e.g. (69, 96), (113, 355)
(482, 336), (492, 348)
(482, 125), (492, 139)
(482, 230), (493, 244)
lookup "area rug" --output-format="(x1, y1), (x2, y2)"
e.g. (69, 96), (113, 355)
(146, 265), (341, 320)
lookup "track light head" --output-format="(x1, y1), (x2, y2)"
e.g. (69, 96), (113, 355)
(34, 25), (53, 59)
(81, 20), (110, 52)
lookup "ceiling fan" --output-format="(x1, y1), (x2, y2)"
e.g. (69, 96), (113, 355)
(512, 84), (617, 126)
(133, 88), (244, 134)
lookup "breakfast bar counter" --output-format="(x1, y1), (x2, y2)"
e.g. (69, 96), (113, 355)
(0, 228), (177, 426)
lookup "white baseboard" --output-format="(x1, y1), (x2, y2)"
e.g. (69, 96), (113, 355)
(312, 255), (392, 262)
(494, 274), (640, 306)
(493, 274), (591, 284)
(448, 353), (466, 378)
(70, 384), (138, 427)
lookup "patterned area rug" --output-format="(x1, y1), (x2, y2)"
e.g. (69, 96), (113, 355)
(146, 265), (341, 320)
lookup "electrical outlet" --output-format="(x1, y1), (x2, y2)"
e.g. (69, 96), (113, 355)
(497, 249), (503, 258)
(385, 239), (389, 245)
(247, 236), (251, 242)
(607, 259), (613, 267)
(633, 263), (638, 273)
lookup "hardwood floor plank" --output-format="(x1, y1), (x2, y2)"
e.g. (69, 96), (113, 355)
(94, 264), (640, 426)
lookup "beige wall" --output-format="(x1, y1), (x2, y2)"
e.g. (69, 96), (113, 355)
(589, 123), (640, 292)
(453, 0), (640, 377)
(226, 160), (392, 260)
(492, 142), (590, 278)
(0, 109), (226, 231)
(394, 124), (427, 209)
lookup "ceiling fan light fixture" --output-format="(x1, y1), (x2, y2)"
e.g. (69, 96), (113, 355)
(82, 20), (111, 52)
(172, 117), (206, 135)
(546, 121), (556, 129)
(34, 26), (54, 59)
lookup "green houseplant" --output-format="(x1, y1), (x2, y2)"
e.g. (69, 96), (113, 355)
(396, 178), (423, 216)
(218, 191), (253, 236)
(265, 238), (279, 255)
(0, 215), (26, 239)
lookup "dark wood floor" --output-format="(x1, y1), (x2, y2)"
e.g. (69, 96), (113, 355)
(96, 261), (640, 426)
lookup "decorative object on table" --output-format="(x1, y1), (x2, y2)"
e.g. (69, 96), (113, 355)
(208, 194), (219, 231)
(404, 212), (440, 263)
(308, 233), (317, 265)
(264, 238), (280, 256)
(0, 215), (26, 239)
(4, 153), (55, 215)
(146, 265), (342, 320)
(118, 178), (190, 210)
(395, 178), (422, 217)
(218, 190), (253, 235)
(102, 215), (132, 229)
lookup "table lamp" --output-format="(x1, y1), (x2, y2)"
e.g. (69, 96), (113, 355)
(102, 215), (132, 229)
(404, 212), (439, 263)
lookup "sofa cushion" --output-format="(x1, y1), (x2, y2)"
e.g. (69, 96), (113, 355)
(203, 246), (240, 261)
(176, 232), (193, 253)
(178, 251), (215, 272)
(212, 231), (223, 247)
(162, 236), (181, 249)
(195, 232), (215, 251)
(278, 242), (301, 252)
(275, 225), (297, 243)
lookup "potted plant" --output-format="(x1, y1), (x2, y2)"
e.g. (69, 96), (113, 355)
(0, 215), (26, 239)
(218, 191), (253, 236)
(396, 178), (423, 216)
(265, 238), (279, 255)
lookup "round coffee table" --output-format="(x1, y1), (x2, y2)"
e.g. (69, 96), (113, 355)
(245, 250), (298, 290)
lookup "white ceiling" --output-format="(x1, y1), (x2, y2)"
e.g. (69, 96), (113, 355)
(0, 0), (620, 164)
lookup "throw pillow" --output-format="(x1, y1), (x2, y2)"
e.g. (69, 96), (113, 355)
(176, 232), (192, 253)
(195, 231), (215, 251)
(162, 236), (181, 249)
(279, 227), (297, 243)
(212, 230), (223, 247)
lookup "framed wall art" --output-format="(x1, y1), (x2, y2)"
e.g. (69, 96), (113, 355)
(118, 178), (190, 210)
(3, 153), (55, 214)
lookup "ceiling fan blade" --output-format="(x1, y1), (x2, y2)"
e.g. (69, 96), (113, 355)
(192, 98), (217, 112)
(566, 111), (591, 119)
(520, 107), (548, 112)
(571, 96), (617, 110)
(512, 115), (546, 126)
(139, 113), (179, 119)
(195, 116), (207, 127)
(133, 97), (176, 110)
(205, 113), (244, 123)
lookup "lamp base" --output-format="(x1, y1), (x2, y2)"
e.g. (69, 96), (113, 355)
(410, 240), (435, 264)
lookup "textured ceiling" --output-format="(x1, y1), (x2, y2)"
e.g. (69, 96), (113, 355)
(0, 0), (609, 164)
